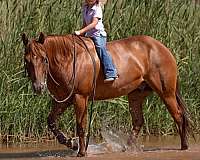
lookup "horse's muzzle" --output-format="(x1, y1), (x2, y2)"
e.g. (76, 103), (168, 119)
(32, 81), (46, 94)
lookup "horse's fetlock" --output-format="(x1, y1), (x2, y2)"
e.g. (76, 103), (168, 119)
(77, 151), (86, 157)
(56, 132), (67, 145)
(65, 138), (72, 147)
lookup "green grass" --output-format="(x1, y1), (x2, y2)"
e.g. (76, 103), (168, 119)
(0, 0), (200, 142)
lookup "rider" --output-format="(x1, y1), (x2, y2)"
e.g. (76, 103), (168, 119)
(75, 0), (118, 82)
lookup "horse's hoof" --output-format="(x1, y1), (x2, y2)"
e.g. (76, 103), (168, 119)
(77, 152), (85, 157)
(181, 145), (188, 150)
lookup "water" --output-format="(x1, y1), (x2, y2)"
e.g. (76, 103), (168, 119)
(0, 133), (200, 160)
(68, 125), (142, 154)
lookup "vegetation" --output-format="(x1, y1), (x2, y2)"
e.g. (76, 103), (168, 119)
(0, 0), (200, 142)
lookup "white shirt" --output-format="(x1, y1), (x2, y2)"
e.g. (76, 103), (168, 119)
(83, 4), (107, 37)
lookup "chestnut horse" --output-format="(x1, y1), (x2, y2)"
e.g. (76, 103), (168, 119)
(22, 32), (190, 157)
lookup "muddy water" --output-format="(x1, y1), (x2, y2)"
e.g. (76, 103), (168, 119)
(0, 135), (199, 160)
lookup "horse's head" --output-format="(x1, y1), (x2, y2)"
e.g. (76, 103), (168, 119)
(22, 32), (48, 94)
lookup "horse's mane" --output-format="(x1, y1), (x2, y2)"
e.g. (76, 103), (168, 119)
(42, 35), (74, 67)
(45, 35), (73, 56)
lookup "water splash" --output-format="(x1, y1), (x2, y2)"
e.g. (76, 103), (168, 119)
(87, 125), (143, 154)
(101, 126), (127, 152)
(69, 123), (143, 154)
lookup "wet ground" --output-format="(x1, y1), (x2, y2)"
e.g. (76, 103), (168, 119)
(0, 135), (199, 160)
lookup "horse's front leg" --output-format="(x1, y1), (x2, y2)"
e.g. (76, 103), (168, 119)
(74, 94), (88, 157)
(47, 99), (73, 148)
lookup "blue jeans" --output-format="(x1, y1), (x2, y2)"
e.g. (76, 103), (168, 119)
(91, 35), (117, 79)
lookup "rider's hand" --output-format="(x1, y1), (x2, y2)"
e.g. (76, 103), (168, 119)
(75, 31), (81, 36)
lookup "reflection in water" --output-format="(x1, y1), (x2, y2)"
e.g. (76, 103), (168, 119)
(0, 141), (77, 159)
(0, 149), (75, 159)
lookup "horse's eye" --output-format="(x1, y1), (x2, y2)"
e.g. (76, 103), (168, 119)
(24, 59), (29, 67)
(44, 58), (48, 64)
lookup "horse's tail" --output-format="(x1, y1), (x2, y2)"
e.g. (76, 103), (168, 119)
(175, 79), (195, 140)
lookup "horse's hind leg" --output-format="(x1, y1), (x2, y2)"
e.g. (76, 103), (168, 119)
(47, 99), (73, 147)
(161, 94), (188, 150)
(148, 73), (188, 150)
(127, 84), (152, 145)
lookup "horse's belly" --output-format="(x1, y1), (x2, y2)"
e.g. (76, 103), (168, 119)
(94, 78), (143, 100)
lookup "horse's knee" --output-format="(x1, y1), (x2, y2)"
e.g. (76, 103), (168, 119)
(47, 116), (56, 131)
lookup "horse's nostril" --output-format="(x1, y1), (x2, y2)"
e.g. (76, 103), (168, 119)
(32, 81), (46, 94)
(33, 83), (38, 91)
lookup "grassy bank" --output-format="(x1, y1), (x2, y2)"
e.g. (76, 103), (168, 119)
(0, 0), (200, 142)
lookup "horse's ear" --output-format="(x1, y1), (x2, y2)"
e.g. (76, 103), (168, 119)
(22, 33), (29, 46)
(38, 32), (46, 44)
